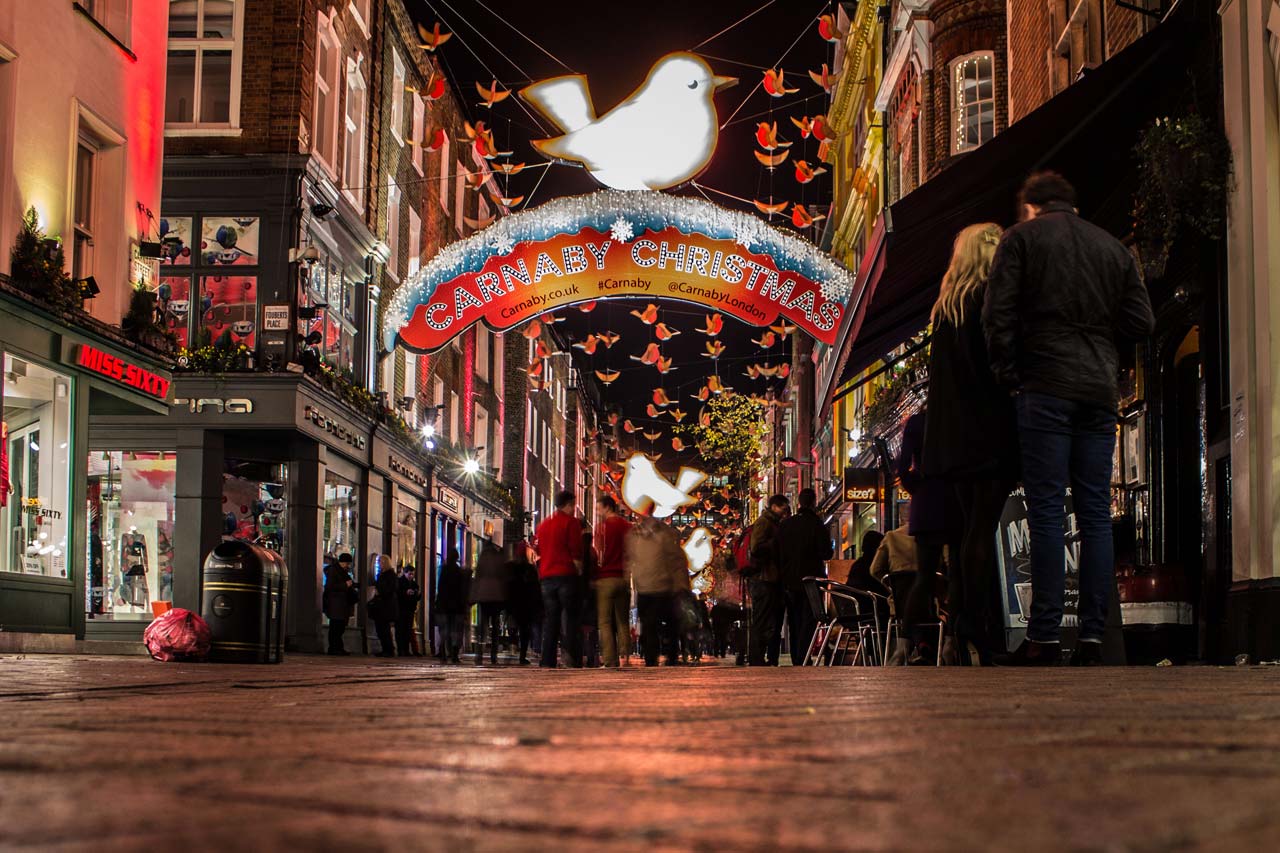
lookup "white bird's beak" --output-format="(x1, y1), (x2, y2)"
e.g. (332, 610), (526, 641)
(713, 75), (738, 91)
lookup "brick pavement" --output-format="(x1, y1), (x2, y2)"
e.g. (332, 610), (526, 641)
(0, 655), (1278, 851)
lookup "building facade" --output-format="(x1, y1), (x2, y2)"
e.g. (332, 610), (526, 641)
(0, 1), (175, 651)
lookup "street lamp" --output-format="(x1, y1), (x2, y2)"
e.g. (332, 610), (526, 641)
(463, 458), (481, 475)
(779, 456), (814, 468)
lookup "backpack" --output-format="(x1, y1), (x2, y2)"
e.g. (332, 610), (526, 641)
(733, 527), (755, 576)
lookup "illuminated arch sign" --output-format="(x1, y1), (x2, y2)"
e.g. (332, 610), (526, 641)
(383, 192), (855, 353)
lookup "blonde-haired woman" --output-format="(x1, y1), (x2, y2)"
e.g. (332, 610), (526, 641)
(920, 222), (1019, 665)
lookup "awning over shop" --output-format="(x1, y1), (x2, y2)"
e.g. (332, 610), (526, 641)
(821, 15), (1187, 411)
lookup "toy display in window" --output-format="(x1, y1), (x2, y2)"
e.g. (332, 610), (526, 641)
(120, 532), (150, 611)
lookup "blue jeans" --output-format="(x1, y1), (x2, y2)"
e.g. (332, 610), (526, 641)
(1016, 392), (1117, 643)
(540, 575), (581, 667)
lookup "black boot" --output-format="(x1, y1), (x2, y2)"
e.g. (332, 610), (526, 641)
(993, 640), (1061, 667)
(1069, 641), (1104, 667)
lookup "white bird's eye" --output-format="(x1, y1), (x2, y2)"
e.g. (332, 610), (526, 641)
(688, 80), (698, 89)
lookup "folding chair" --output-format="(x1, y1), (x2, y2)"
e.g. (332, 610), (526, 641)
(801, 576), (835, 666)
(818, 581), (885, 666)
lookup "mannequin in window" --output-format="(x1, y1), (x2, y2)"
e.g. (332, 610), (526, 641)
(120, 532), (150, 611)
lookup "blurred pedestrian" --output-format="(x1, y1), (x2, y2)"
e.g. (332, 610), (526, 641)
(625, 511), (685, 666)
(897, 408), (963, 665)
(579, 528), (600, 667)
(747, 495), (789, 666)
(923, 221), (1018, 665)
(776, 487), (834, 666)
(322, 553), (357, 656)
(506, 542), (541, 665)
(435, 548), (469, 664)
(984, 172), (1154, 666)
(471, 542), (510, 665)
(533, 490), (584, 668)
(370, 557), (400, 658)
(870, 522), (918, 665)
(594, 495), (633, 667)
(396, 564), (423, 657)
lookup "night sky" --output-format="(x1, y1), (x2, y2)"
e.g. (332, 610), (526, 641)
(405, 0), (836, 453)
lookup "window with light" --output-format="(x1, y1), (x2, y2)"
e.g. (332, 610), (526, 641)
(165, 0), (242, 130)
(952, 52), (995, 153)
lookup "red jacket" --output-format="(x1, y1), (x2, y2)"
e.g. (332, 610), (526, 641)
(534, 511), (584, 579)
(593, 514), (632, 580)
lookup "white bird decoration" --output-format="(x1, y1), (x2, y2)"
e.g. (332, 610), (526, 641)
(682, 527), (714, 571)
(520, 52), (736, 191)
(621, 453), (706, 519)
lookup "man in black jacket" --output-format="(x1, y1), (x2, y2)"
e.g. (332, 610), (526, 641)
(983, 172), (1155, 666)
(747, 495), (789, 666)
(776, 488), (834, 666)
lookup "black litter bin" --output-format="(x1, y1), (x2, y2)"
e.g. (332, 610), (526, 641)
(201, 540), (288, 663)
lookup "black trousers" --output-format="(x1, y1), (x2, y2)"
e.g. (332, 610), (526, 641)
(327, 617), (348, 653)
(395, 618), (415, 656)
(374, 618), (396, 656)
(748, 580), (784, 665)
(783, 586), (812, 666)
(953, 480), (1014, 649)
(636, 593), (676, 666)
(478, 603), (503, 663)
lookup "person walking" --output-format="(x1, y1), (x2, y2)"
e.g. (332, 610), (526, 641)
(533, 490), (585, 668)
(594, 495), (633, 668)
(370, 558), (400, 658)
(506, 542), (541, 665)
(435, 549), (470, 664)
(746, 495), (789, 666)
(579, 528), (600, 668)
(396, 565), (423, 657)
(322, 553), (357, 656)
(625, 511), (685, 666)
(983, 172), (1155, 666)
(897, 408), (963, 665)
(471, 543), (510, 665)
(922, 222), (1019, 666)
(776, 487), (834, 666)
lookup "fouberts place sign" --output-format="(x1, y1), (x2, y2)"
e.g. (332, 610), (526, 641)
(383, 193), (857, 354)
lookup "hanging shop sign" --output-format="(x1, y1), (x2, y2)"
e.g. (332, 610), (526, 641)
(71, 344), (170, 400)
(436, 486), (463, 517)
(384, 192), (856, 354)
(843, 467), (882, 504)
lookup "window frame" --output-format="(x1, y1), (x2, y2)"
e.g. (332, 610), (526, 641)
(348, 0), (372, 37)
(311, 11), (342, 176)
(390, 50), (406, 146)
(72, 132), (98, 282)
(164, 0), (244, 135)
(386, 177), (401, 280)
(342, 56), (368, 207)
(950, 50), (996, 154)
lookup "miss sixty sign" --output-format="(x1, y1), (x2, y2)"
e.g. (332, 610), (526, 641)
(75, 345), (170, 400)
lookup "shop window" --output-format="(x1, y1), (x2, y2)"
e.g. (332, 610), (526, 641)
(86, 452), (177, 620)
(157, 274), (192, 348)
(323, 471), (358, 559)
(1, 355), (73, 578)
(343, 57), (367, 206)
(166, 0), (242, 131)
(223, 459), (287, 555)
(199, 275), (257, 349)
(312, 11), (341, 172)
(394, 500), (419, 570)
(952, 52), (995, 153)
(200, 215), (259, 266)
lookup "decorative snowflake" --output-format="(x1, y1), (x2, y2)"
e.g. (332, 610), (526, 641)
(733, 226), (754, 249)
(490, 234), (515, 255)
(609, 216), (635, 243)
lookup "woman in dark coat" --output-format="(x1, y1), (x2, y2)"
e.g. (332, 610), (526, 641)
(896, 408), (963, 664)
(370, 557), (400, 658)
(506, 542), (541, 665)
(470, 544), (510, 665)
(922, 222), (1019, 665)
(322, 553), (357, 656)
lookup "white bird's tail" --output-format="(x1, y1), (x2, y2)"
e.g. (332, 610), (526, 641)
(521, 75), (596, 134)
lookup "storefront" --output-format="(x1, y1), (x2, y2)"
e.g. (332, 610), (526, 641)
(92, 372), (433, 653)
(370, 430), (431, 652)
(0, 283), (172, 651)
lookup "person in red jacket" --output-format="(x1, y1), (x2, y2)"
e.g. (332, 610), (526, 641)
(594, 495), (633, 667)
(533, 490), (584, 667)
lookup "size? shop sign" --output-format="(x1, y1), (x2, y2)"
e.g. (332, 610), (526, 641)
(73, 345), (170, 400)
(396, 227), (842, 353)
